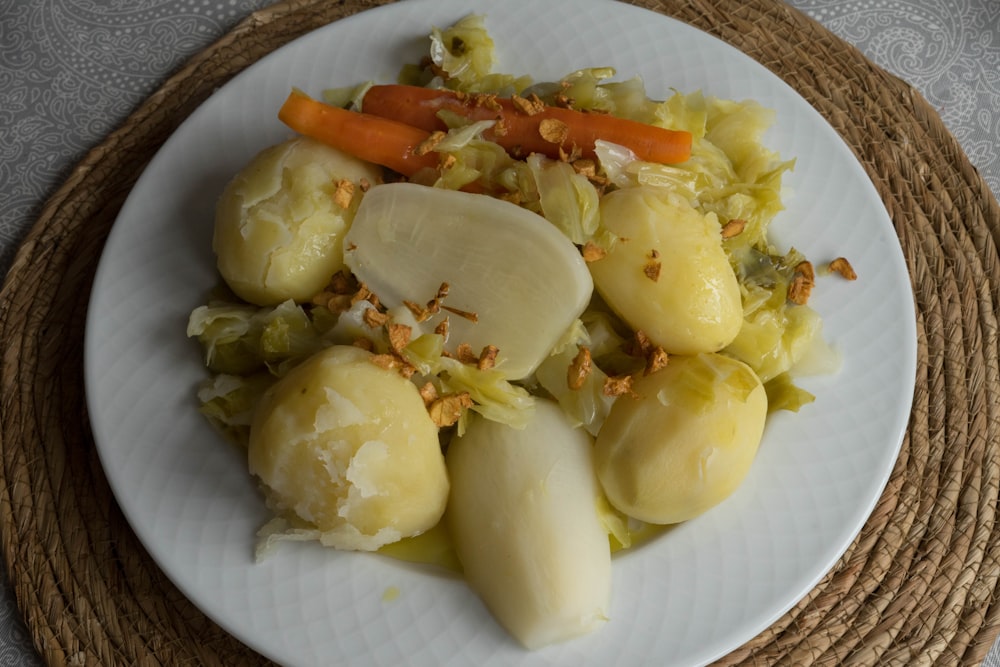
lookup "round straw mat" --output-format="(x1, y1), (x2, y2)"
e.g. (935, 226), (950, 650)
(2, 0), (998, 664)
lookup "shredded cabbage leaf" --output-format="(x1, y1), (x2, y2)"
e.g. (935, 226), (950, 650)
(402, 333), (536, 432)
(187, 299), (331, 376)
(196, 372), (275, 446)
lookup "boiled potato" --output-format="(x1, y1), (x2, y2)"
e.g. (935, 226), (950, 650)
(214, 137), (381, 306)
(248, 345), (448, 551)
(588, 186), (742, 354)
(594, 353), (767, 524)
(344, 182), (593, 380)
(446, 399), (611, 649)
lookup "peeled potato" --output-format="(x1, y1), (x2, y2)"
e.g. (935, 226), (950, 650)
(248, 345), (448, 551)
(446, 399), (611, 649)
(214, 137), (381, 306)
(588, 186), (742, 354)
(594, 353), (767, 524)
(344, 182), (593, 380)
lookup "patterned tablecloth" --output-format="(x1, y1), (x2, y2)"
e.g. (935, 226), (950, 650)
(1, 1), (997, 664)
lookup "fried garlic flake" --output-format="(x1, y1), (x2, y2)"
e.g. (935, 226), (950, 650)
(332, 179), (355, 210)
(603, 374), (636, 398)
(387, 322), (412, 353)
(415, 130), (447, 156)
(626, 329), (653, 358)
(473, 93), (503, 113)
(369, 353), (417, 378)
(644, 347), (669, 376)
(403, 282), (455, 323)
(581, 241), (607, 263)
(442, 304), (479, 323)
(829, 257), (858, 280)
(362, 308), (391, 328)
(477, 344), (500, 371)
(311, 291), (350, 314)
(418, 381), (439, 407)
(539, 118), (570, 145)
(720, 218), (746, 239)
(511, 93), (546, 116)
(455, 342), (478, 365)
(572, 158), (598, 179)
(434, 317), (450, 339)
(351, 282), (380, 308)
(788, 260), (815, 305)
(567, 346), (593, 391)
(428, 392), (474, 428)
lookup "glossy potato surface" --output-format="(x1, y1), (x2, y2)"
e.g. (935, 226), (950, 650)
(594, 353), (767, 524)
(589, 187), (742, 354)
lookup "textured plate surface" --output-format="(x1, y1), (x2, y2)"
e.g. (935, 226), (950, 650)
(84, 1), (917, 665)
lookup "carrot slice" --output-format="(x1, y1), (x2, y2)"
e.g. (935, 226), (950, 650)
(277, 90), (442, 177)
(361, 84), (693, 165)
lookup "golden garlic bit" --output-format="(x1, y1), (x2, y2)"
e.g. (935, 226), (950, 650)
(787, 260), (815, 305)
(624, 329), (669, 376)
(428, 391), (474, 428)
(828, 257), (858, 280)
(720, 218), (746, 239)
(332, 178), (355, 209)
(643, 249), (662, 282)
(581, 241), (607, 262)
(567, 346), (593, 390)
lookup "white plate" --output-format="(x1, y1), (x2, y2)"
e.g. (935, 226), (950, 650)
(84, 1), (917, 665)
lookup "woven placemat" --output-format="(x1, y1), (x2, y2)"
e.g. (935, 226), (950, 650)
(2, 0), (998, 664)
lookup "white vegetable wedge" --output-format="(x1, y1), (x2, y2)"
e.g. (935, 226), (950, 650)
(446, 399), (611, 649)
(344, 183), (593, 380)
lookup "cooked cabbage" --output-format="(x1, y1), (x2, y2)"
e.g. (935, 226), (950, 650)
(533, 319), (616, 436)
(401, 332), (535, 431)
(196, 372), (275, 446)
(187, 298), (329, 375)
(525, 154), (603, 246)
(419, 14), (530, 94)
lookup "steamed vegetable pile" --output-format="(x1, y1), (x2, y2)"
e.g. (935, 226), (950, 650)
(187, 15), (852, 650)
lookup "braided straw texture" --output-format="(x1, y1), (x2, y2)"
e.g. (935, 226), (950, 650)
(2, 0), (998, 664)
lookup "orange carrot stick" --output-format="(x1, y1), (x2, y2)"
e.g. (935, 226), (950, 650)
(361, 84), (693, 165)
(278, 89), (441, 177)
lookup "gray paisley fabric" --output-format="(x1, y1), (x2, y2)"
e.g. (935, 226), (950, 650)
(0, 1), (997, 664)
(795, 0), (1000, 196)
(0, 0), (274, 272)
